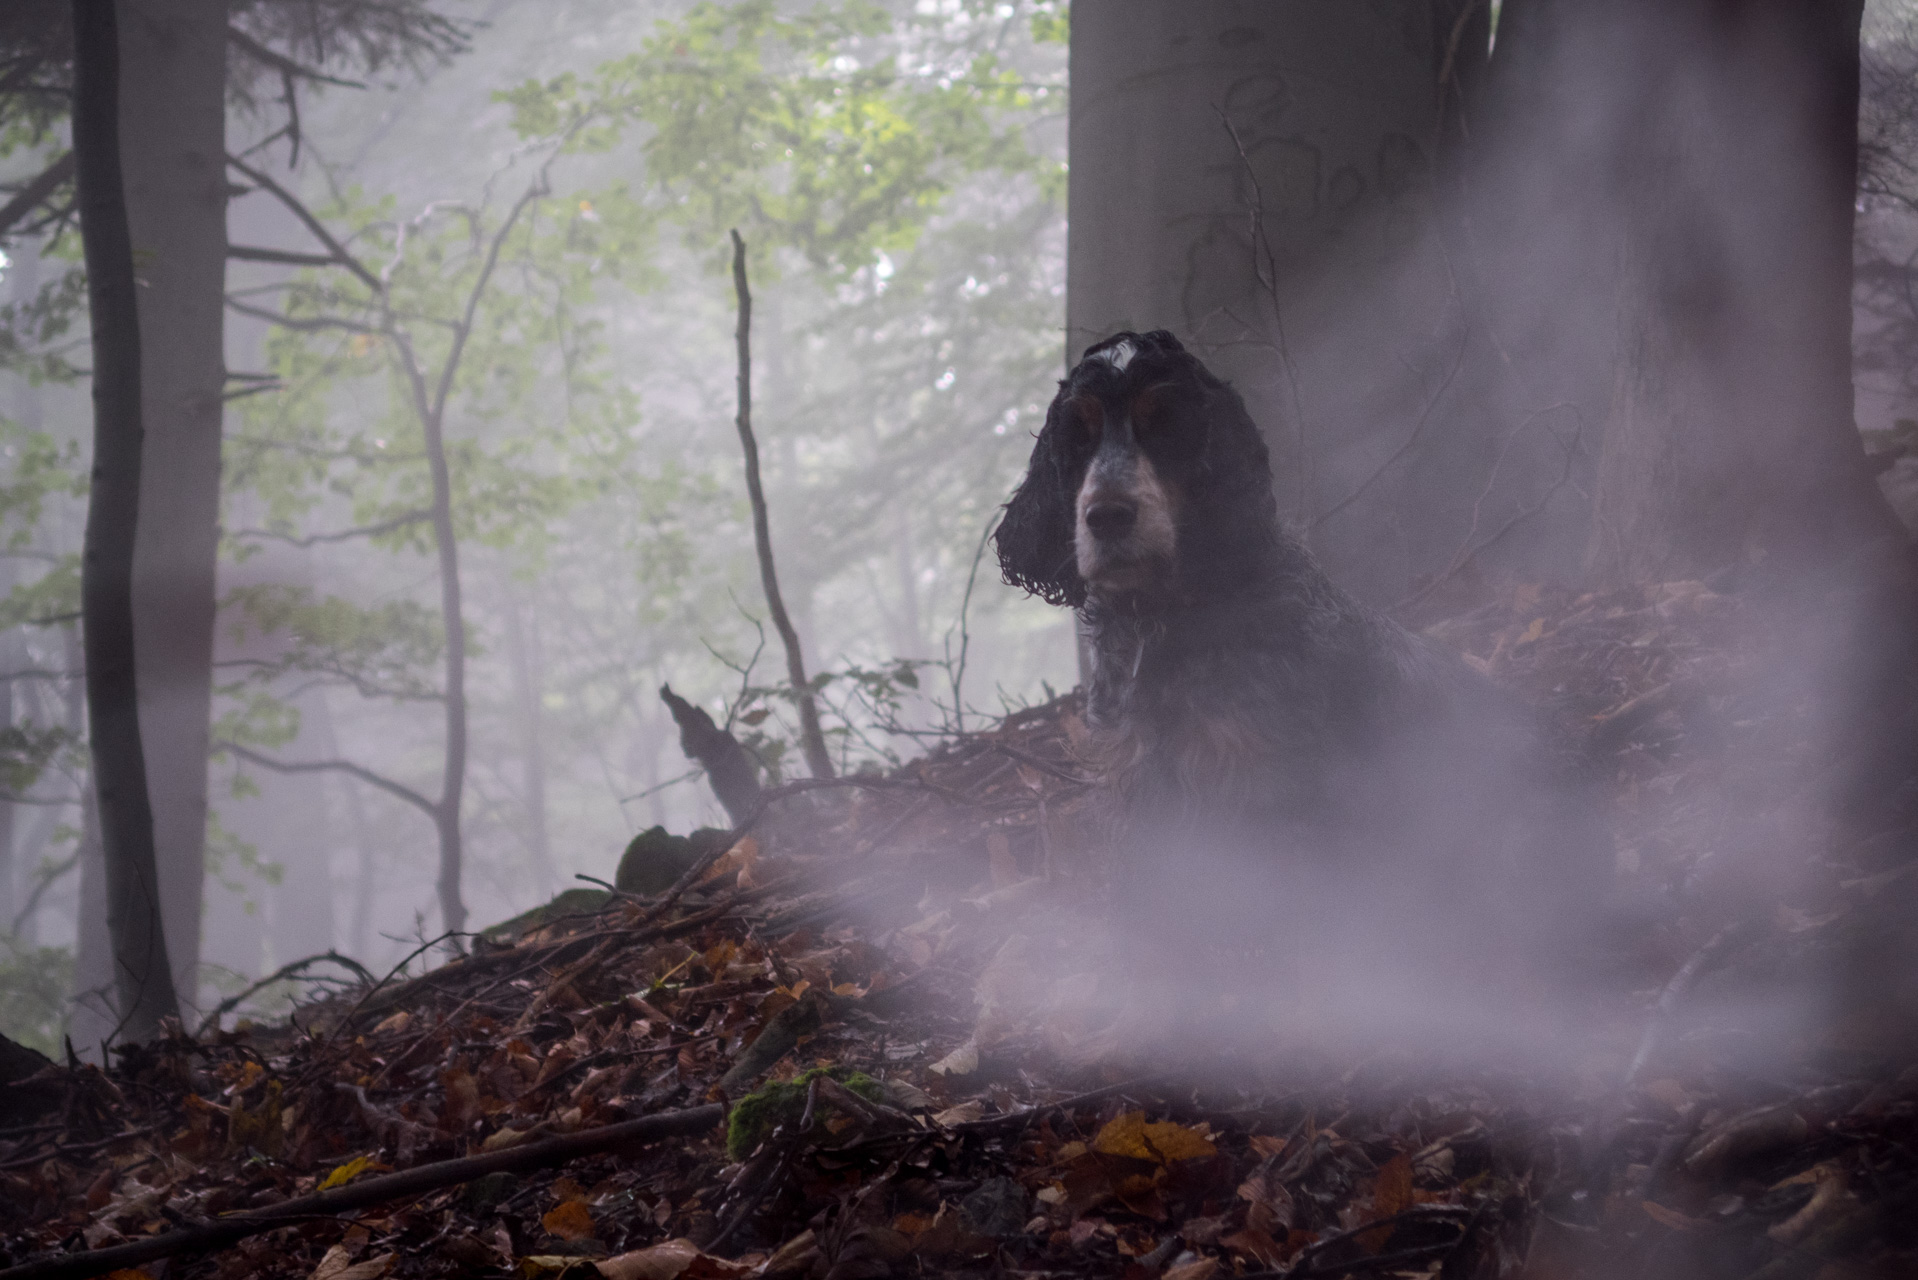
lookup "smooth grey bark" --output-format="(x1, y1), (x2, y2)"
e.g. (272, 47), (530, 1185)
(1581, 0), (1905, 583)
(71, 0), (180, 1042)
(1065, 2), (1453, 600)
(118, 0), (228, 1011)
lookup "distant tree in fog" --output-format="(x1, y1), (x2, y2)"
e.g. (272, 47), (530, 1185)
(70, 0), (180, 1042)
(0, 0), (469, 1030)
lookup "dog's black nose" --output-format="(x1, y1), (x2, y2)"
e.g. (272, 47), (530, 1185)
(1084, 501), (1137, 540)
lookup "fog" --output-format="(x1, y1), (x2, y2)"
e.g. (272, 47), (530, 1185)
(1, 0), (1915, 1129)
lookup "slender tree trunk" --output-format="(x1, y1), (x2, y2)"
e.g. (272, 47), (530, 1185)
(0, 629), (16, 921)
(1583, 0), (1904, 583)
(729, 231), (834, 779)
(71, 0), (180, 1042)
(419, 401), (467, 937)
(502, 582), (553, 900)
(118, 0), (228, 1011)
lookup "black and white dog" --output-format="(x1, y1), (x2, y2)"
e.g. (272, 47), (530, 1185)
(995, 330), (1605, 995)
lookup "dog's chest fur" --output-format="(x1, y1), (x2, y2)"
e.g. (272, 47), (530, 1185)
(1080, 573), (1469, 832)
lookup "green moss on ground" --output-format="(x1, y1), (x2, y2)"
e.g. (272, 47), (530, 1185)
(726, 1067), (883, 1161)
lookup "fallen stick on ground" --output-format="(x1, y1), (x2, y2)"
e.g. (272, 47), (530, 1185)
(0, 1103), (725, 1280)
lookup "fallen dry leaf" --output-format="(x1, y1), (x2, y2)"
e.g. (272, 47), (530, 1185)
(932, 1101), (984, 1127)
(928, 1037), (979, 1077)
(541, 1199), (597, 1243)
(317, 1156), (383, 1191)
(1093, 1111), (1217, 1164)
(1360, 1152), (1413, 1250)
(1163, 1258), (1219, 1280)
(310, 1246), (395, 1280)
(1767, 1162), (1850, 1245)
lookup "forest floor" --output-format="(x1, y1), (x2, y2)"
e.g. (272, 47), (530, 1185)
(3, 578), (1917, 1280)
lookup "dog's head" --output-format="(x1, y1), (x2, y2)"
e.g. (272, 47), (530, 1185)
(995, 330), (1278, 609)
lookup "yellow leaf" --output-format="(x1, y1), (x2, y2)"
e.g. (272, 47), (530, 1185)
(1092, 1111), (1217, 1164)
(318, 1155), (381, 1190)
(1517, 616), (1547, 645)
(541, 1199), (598, 1243)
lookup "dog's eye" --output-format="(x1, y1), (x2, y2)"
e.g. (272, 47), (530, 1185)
(1067, 395), (1104, 448)
(1132, 387), (1201, 458)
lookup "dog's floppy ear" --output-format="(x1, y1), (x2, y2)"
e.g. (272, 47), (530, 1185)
(995, 389), (1088, 608)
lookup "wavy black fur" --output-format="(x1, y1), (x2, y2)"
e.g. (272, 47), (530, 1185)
(996, 331), (1608, 978)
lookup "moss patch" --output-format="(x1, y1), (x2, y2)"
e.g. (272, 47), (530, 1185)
(725, 1068), (883, 1161)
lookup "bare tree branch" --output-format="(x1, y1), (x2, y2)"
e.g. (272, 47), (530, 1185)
(212, 738), (438, 821)
(194, 949), (377, 1038)
(224, 296), (379, 334)
(226, 509), (432, 547)
(225, 153), (382, 292)
(10, 848), (78, 934)
(226, 244), (353, 270)
(224, 24), (365, 90)
(0, 151), (74, 242)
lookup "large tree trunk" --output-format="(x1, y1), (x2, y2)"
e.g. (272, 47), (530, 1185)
(1066, 1), (1452, 600)
(71, 0), (180, 1043)
(118, 0), (228, 1012)
(1583, 0), (1905, 583)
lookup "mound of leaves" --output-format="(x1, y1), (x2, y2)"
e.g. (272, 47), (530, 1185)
(3, 579), (1917, 1280)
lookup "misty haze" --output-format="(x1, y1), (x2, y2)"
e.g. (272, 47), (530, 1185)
(2, 3), (1917, 1279)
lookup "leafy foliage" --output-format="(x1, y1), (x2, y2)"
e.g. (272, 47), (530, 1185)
(0, 934), (70, 1057)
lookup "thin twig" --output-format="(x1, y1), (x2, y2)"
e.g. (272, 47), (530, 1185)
(195, 951), (378, 1038)
(1313, 333), (1468, 530)
(1217, 108), (1311, 524)
(728, 229), (834, 780)
(1395, 403), (1584, 612)
(943, 514), (998, 736)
